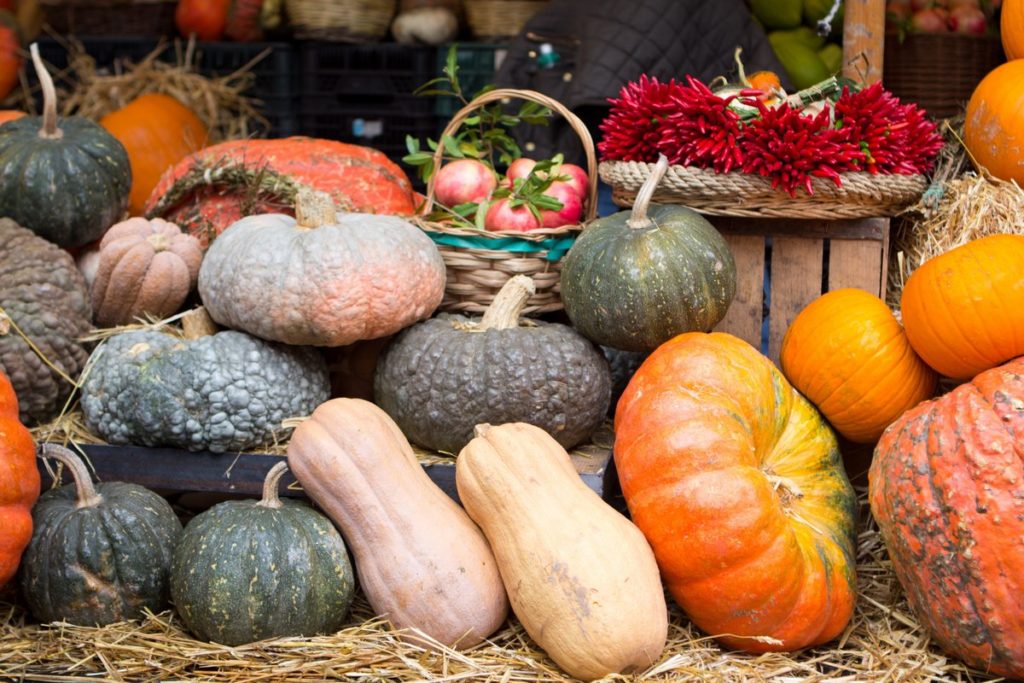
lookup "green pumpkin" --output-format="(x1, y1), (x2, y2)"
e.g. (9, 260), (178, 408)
(561, 157), (736, 352)
(0, 44), (130, 248)
(171, 462), (356, 646)
(20, 444), (183, 626)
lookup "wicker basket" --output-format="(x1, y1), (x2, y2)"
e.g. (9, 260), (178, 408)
(600, 160), (929, 219)
(285, 0), (397, 43)
(417, 88), (597, 316)
(41, 0), (177, 36)
(465, 0), (546, 41)
(883, 32), (1005, 120)
(400, 0), (461, 10)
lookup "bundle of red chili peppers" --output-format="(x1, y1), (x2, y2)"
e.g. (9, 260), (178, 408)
(599, 75), (944, 197)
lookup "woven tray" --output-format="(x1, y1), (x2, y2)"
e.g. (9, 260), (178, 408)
(600, 160), (929, 219)
(417, 87), (598, 316)
(285, 0), (396, 42)
(465, 0), (547, 41)
(41, 0), (177, 36)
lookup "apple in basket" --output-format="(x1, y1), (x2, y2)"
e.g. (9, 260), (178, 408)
(509, 157), (589, 200)
(434, 159), (498, 207)
(540, 181), (584, 228)
(484, 198), (541, 232)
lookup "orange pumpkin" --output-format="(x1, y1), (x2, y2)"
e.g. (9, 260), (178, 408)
(0, 369), (40, 587)
(614, 332), (857, 652)
(0, 110), (24, 126)
(175, 0), (229, 40)
(0, 10), (21, 102)
(1003, 0), (1024, 60)
(781, 288), (937, 443)
(901, 234), (1024, 380)
(100, 93), (208, 216)
(964, 60), (1024, 183)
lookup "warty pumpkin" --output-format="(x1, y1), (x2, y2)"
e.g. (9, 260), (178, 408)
(457, 422), (667, 681)
(781, 288), (937, 443)
(870, 355), (1024, 679)
(964, 60), (1024, 184)
(287, 398), (509, 650)
(374, 275), (611, 454)
(560, 155), (735, 352)
(21, 444), (182, 625)
(0, 369), (39, 587)
(100, 93), (208, 217)
(614, 332), (857, 652)
(900, 234), (1024, 379)
(199, 189), (445, 347)
(91, 217), (203, 327)
(0, 44), (130, 249)
(171, 462), (355, 646)
(1003, 0), (1024, 60)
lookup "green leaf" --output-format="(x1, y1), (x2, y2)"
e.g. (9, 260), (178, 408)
(405, 135), (420, 156)
(402, 151), (434, 166)
(442, 135), (465, 158)
(452, 202), (479, 218)
(533, 195), (563, 211)
(475, 198), (490, 230)
(458, 142), (482, 158)
(426, 138), (439, 151)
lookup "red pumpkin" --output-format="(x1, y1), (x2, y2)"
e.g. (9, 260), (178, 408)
(0, 369), (40, 587)
(0, 11), (21, 102)
(175, 0), (229, 40)
(870, 356), (1024, 679)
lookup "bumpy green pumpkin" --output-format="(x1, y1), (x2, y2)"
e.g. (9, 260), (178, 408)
(0, 219), (92, 424)
(80, 319), (329, 453)
(171, 462), (356, 646)
(561, 157), (735, 352)
(375, 276), (611, 454)
(21, 444), (182, 625)
(0, 45), (130, 248)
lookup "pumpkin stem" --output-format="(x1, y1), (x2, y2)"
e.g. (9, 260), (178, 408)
(257, 461), (288, 510)
(181, 306), (219, 340)
(147, 232), (171, 253)
(627, 155), (670, 230)
(295, 188), (338, 229)
(30, 44), (62, 141)
(38, 443), (103, 508)
(479, 276), (536, 330)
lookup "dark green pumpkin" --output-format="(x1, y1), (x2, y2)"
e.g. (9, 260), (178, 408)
(374, 275), (612, 454)
(170, 462), (356, 646)
(20, 444), (182, 625)
(0, 44), (130, 248)
(561, 156), (736, 352)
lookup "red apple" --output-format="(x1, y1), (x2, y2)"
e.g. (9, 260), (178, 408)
(552, 163), (590, 199)
(949, 4), (986, 31)
(540, 181), (584, 228)
(911, 7), (949, 31)
(434, 159), (497, 207)
(484, 198), (541, 232)
(506, 157), (537, 182)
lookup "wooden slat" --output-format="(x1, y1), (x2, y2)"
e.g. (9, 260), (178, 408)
(713, 234), (765, 350)
(843, 0), (886, 86)
(768, 237), (824, 363)
(828, 238), (885, 296)
(712, 216), (887, 241)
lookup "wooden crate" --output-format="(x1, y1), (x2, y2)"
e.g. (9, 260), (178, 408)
(709, 217), (891, 364)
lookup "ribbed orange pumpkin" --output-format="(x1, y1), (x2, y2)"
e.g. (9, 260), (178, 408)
(100, 93), (208, 216)
(614, 332), (857, 652)
(964, 60), (1024, 183)
(901, 234), (1024, 380)
(1003, 0), (1024, 60)
(870, 356), (1024, 679)
(781, 288), (937, 443)
(0, 111), (23, 126)
(0, 369), (40, 587)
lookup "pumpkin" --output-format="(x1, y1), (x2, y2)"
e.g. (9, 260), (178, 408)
(0, 219), (92, 424)
(869, 356), (1024, 679)
(457, 422), (667, 681)
(0, 11), (19, 102)
(0, 44), (130, 249)
(287, 398), (509, 649)
(91, 217), (203, 327)
(1003, 0), (1024, 60)
(964, 60), (1024, 184)
(602, 345), (647, 416)
(225, 0), (266, 41)
(560, 156), (735, 352)
(80, 318), (330, 453)
(900, 234), (1024, 380)
(145, 138), (419, 247)
(21, 444), (182, 625)
(0, 369), (39, 587)
(0, 110), (24, 126)
(100, 93), (208, 217)
(375, 275), (611, 454)
(171, 462), (355, 646)
(175, 0), (229, 40)
(614, 332), (857, 652)
(780, 288), (937, 443)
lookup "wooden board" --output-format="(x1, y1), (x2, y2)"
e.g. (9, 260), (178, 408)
(714, 234), (764, 348)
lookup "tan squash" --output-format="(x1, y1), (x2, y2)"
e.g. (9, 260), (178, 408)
(91, 217), (203, 327)
(286, 398), (508, 649)
(456, 422), (668, 681)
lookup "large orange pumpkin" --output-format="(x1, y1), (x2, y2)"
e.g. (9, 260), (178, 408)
(1003, 0), (1024, 60)
(0, 110), (24, 126)
(0, 369), (40, 587)
(901, 234), (1024, 380)
(781, 288), (937, 443)
(614, 332), (857, 652)
(101, 93), (209, 217)
(964, 60), (1024, 183)
(0, 10), (21, 102)
(870, 356), (1024, 679)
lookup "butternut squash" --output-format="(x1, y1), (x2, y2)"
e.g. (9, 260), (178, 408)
(286, 398), (508, 649)
(456, 422), (668, 681)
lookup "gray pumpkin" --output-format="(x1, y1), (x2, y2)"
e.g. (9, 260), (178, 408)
(374, 275), (611, 454)
(81, 325), (329, 453)
(21, 444), (183, 626)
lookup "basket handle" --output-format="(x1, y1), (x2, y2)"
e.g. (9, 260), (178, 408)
(423, 88), (599, 222)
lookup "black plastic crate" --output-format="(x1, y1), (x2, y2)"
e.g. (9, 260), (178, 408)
(299, 42), (436, 98)
(434, 43), (504, 119)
